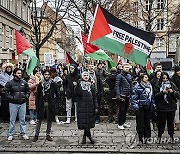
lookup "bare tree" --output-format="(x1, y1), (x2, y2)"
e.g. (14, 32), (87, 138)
(30, 0), (70, 59)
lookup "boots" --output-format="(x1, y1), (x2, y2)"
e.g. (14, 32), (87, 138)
(81, 135), (86, 144)
(46, 135), (53, 141)
(88, 136), (95, 144)
(32, 136), (38, 142)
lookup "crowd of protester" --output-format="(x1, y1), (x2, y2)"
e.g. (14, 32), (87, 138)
(0, 60), (180, 145)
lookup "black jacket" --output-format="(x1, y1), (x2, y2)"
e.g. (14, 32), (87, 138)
(75, 80), (98, 130)
(154, 81), (179, 112)
(171, 74), (180, 91)
(105, 72), (118, 98)
(115, 71), (132, 98)
(4, 78), (30, 104)
(63, 71), (81, 100)
(36, 81), (60, 120)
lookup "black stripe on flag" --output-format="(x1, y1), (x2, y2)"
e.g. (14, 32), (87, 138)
(100, 6), (155, 45)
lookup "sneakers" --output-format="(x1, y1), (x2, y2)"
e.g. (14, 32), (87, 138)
(118, 125), (125, 130)
(8, 136), (13, 141)
(123, 123), (131, 128)
(55, 116), (60, 124)
(22, 134), (29, 140)
(30, 120), (36, 125)
(65, 118), (70, 124)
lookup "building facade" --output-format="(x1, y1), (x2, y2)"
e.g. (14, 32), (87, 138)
(0, 0), (32, 63)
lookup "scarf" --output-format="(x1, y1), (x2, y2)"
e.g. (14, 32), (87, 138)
(160, 81), (171, 103)
(41, 78), (53, 96)
(80, 81), (92, 92)
(140, 81), (153, 102)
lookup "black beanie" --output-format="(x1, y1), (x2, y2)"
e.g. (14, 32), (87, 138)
(174, 66), (180, 73)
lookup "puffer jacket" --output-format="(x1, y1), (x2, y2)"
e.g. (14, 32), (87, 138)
(5, 78), (30, 104)
(115, 71), (132, 98)
(105, 72), (118, 98)
(131, 82), (155, 110)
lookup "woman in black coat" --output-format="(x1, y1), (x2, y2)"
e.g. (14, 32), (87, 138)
(75, 71), (98, 144)
(154, 72), (179, 143)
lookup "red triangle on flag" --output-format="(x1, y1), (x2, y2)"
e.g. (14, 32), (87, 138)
(88, 5), (112, 43)
(146, 59), (152, 70)
(65, 53), (70, 65)
(81, 32), (99, 55)
(15, 30), (31, 55)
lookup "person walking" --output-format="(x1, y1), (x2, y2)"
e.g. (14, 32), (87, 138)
(0, 63), (14, 122)
(4, 68), (30, 141)
(115, 63), (132, 130)
(154, 72), (179, 143)
(32, 69), (60, 142)
(131, 73), (155, 145)
(75, 71), (98, 144)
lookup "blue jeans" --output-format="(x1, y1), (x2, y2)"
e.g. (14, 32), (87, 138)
(29, 109), (37, 121)
(9, 103), (26, 136)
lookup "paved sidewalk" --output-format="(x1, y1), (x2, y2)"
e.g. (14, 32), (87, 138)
(1, 119), (180, 153)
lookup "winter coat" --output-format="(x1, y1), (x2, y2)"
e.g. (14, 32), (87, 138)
(36, 81), (60, 120)
(154, 81), (179, 112)
(171, 74), (180, 91)
(115, 71), (132, 98)
(75, 80), (98, 130)
(28, 78), (37, 110)
(4, 78), (30, 104)
(105, 72), (118, 98)
(131, 82), (155, 110)
(63, 70), (81, 100)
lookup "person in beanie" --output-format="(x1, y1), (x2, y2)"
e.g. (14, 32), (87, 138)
(0, 63), (14, 122)
(171, 66), (180, 130)
(63, 64), (81, 123)
(154, 72), (179, 143)
(131, 73), (155, 145)
(4, 68), (30, 141)
(115, 63), (132, 130)
(105, 67), (119, 123)
(32, 69), (60, 142)
(75, 71), (98, 144)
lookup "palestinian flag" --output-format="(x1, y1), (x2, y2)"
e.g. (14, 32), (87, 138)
(146, 59), (153, 75)
(15, 30), (38, 75)
(81, 32), (115, 69)
(88, 5), (155, 66)
(66, 52), (77, 66)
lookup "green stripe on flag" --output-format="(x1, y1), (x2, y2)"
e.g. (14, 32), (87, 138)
(92, 36), (148, 66)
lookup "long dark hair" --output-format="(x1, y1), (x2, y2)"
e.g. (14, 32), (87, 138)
(159, 72), (170, 83)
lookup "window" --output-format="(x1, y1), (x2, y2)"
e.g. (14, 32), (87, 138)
(2, 24), (6, 48)
(133, 2), (138, 13)
(134, 22), (138, 28)
(145, 21), (151, 31)
(156, 38), (163, 51)
(145, 0), (152, 11)
(157, 18), (164, 30)
(17, 0), (22, 17)
(22, 3), (26, 20)
(157, 0), (164, 9)
(6, 0), (10, 10)
(9, 28), (13, 49)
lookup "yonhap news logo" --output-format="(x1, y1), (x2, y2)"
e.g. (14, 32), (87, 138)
(125, 132), (179, 148)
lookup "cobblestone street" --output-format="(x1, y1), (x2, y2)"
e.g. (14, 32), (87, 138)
(1, 119), (180, 153)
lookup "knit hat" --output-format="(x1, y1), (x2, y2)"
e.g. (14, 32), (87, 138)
(50, 67), (57, 73)
(174, 66), (180, 73)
